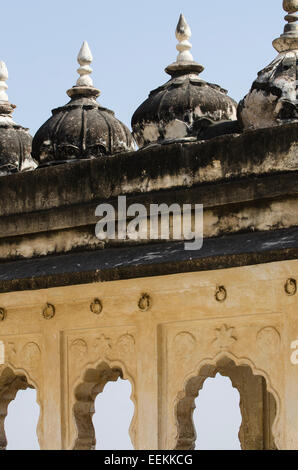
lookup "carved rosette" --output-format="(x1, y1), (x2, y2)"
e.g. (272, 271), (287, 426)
(70, 339), (88, 365)
(117, 334), (136, 357)
(256, 327), (281, 356)
(212, 325), (237, 350)
(173, 332), (196, 359)
(93, 334), (112, 358)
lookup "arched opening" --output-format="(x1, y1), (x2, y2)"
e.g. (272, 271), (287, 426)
(175, 357), (277, 450)
(194, 373), (241, 450)
(0, 367), (39, 450)
(93, 378), (134, 450)
(5, 389), (39, 450)
(73, 362), (135, 450)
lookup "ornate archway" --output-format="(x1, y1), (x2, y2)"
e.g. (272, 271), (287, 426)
(174, 355), (279, 450)
(73, 361), (136, 450)
(0, 367), (38, 450)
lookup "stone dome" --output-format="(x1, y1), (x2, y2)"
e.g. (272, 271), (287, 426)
(32, 42), (134, 167)
(238, 1), (298, 130)
(132, 15), (237, 148)
(0, 61), (34, 176)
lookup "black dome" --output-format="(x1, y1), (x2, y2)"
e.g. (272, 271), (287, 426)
(32, 41), (135, 167)
(238, 1), (298, 131)
(32, 94), (134, 166)
(131, 14), (237, 148)
(132, 73), (237, 148)
(0, 101), (33, 176)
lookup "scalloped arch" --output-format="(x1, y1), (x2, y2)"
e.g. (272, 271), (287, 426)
(173, 352), (281, 450)
(0, 365), (42, 450)
(72, 359), (137, 450)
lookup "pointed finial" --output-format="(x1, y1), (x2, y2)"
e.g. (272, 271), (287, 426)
(0, 61), (9, 102)
(176, 14), (194, 63)
(165, 14), (204, 76)
(273, 0), (298, 52)
(67, 41), (100, 99)
(77, 41), (93, 87)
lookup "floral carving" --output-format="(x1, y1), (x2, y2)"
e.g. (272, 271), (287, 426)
(212, 325), (237, 350)
(117, 334), (135, 356)
(22, 343), (41, 369)
(257, 327), (281, 354)
(70, 339), (88, 363)
(174, 332), (196, 358)
(93, 335), (112, 358)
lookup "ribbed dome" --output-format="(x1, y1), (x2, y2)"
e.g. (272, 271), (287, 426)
(0, 61), (34, 175)
(32, 42), (134, 167)
(132, 15), (237, 148)
(132, 75), (237, 148)
(32, 96), (134, 166)
(238, 1), (298, 130)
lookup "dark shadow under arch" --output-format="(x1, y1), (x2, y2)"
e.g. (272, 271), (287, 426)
(0, 367), (35, 450)
(73, 362), (135, 450)
(175, 357), (277, 451)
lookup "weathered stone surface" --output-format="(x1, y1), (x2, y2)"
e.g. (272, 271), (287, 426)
(32, 42), (135, 166)
(0, 122), (34, 175)
(2, 123), (297, 217)
(239, 1), (298, 130)
(238, 51), (298, 130)
(0, 257), (296, 449)
(0, 62), (35, 175)
(0, 8), (297, 454)
(132, 15), (237, 148)
(32, 96), (135, 166)
(0, 123), (297, 261)
(132, 76), (237, 147)
(0, 226), (297, 293)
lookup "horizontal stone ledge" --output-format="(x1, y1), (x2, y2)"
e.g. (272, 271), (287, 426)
(0, 226), (298, 293)
(0, 169), (298, 239)
(0, 122), (296, 218)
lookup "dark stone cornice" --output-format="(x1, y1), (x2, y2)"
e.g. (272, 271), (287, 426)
(0, 226), (297, 293)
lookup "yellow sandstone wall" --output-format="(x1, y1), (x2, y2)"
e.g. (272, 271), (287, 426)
(0, 259), (297, 450)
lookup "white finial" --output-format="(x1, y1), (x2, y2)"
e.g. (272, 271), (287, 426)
(76, 41), (93, 87)
(176, 14), (194, 63)
(67, 41), (100, 98)
(273, 0), (298, 52)
(0, 61), (9, 102)
(165, 14), (204, 76)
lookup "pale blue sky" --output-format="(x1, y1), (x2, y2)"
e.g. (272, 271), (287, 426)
(2, 0), (283, 135)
